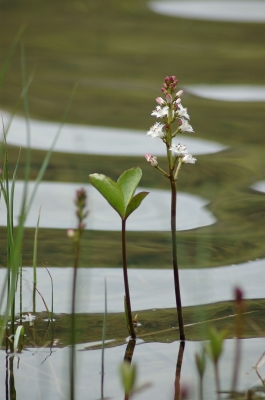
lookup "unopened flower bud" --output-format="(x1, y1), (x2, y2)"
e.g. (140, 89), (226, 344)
(234, 287), (244, 308)
(67, 228), (75, 238)
(166, 94), (172, 103)
(176, 90), (184, 97)
(145, 153), (158, 167)
(156, 97), (165, 105)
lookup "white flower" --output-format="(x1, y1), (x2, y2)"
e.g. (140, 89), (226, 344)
(169, 143), (187, 156)
(174, 103), (190, 120)
(145, 153), (158, 167)
(147, 122), (165, 139)
(182, 153), (197, 164)
(151, 105), (169, 118)
(178, 118), (194, 133)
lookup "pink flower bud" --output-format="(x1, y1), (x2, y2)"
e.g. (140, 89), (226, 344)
(176, 90), (184, 97)
(145, 153), (152, 162)
(166, 94), (172, 103)
(156, 97), (165, 105)
(145, 153), (158, 167)
(234, 287), (244, 305)
(67, 228), (75, 238)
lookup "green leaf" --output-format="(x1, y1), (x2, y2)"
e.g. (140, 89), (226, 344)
(14, 325), (24, 353)
(125, 191), (149, 219)
(89, 173), (125, 217)
(119, 361), (137, 395)
(117, 167), (142, 210)
(207, 328), (226, 364)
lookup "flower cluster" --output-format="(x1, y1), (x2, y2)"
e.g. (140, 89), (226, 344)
(145, 75), (196, 176)
(67, 188), (88, 240)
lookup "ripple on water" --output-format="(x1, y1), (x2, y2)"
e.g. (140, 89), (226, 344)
(0, 110), (226, 156)
(184, 85), (265, 102)
(0, 181), (216, 231)
(148, 1), (265, 23)
(0, 339), (264, 400)
(251, 180), (265, 193)
(0, 338), (263, 399)
(2, 259), (264, 314)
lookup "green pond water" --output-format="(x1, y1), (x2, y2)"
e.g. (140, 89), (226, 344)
(1, 0), (265, 398)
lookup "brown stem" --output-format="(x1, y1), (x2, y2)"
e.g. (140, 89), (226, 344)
(170, 178), (185, 341)
(70, 238), (80, 400)
(122, 219), (136, 339)
(174, 340), (186, 400)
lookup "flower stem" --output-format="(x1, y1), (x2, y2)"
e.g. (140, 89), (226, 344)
(122, 219), (136, 339)
(170, 178), (185, 341)
(70, 237), (80, 400)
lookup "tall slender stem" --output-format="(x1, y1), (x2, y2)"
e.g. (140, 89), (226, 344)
(170, 178), (185, 341)
(70, 239), (80, 400)
(122, 219), (136, 339)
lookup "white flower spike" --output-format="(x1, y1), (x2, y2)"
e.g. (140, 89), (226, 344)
(147, 122), (166, 139)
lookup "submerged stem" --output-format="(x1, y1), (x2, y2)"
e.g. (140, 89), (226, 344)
(170, 178), (185, 341)
(122, 219), (136, 339)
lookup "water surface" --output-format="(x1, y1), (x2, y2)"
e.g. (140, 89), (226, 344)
(0, 110), (226, 156)
(1, 338), (264, 400)
(251, 180), (265, 193)
(0, 181), (216, 231)
(184, 85), (265, 102)
(149, 1), (265, 22)
(2, 258), (264, 314)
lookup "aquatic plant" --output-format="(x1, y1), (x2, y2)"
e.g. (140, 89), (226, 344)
(89, 167), (149, 338)
(145, 75), (196, 341)
(67, 187), (88, 400)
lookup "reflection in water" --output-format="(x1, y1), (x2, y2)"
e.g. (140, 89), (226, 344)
(252, 180), (265, 193)
(6, 356), (16, 400)
(174, 341), (185, 400)
(1, 259), (264, 314)
(184, 85), (265, 102)
(124, 339), (136, 364)
(1, 338), (265, 400)
(148, 1), (265, 22)
(0, 181), (216, 231)
(0, 110), (226, 156)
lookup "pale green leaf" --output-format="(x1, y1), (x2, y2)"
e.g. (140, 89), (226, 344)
(125, 191), (149, 220)
(117, 167), (142, 210)
(89, 173), (125, 217)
